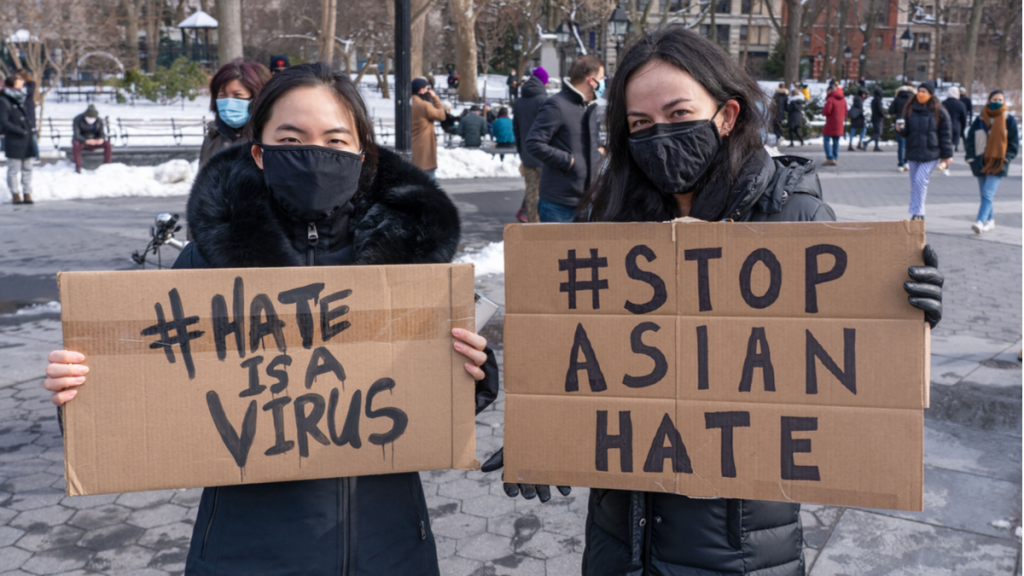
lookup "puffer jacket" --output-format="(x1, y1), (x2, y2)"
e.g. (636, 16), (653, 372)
(513, 76), (548, 167)
(178, 144), (499, 576)
(583, 150), (833, 576)
(786, 96), (804, 130)
(0, 91), (32, 159)
(821, 89), (847, 137)
(199, 118), (245, 167)
(897, 102), (953, 163)
(965, 112), (1019, 178)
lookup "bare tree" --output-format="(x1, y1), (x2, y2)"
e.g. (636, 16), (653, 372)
(961, 0), (984, 95)
(764, 0), (827, 86)
(319, 0), (337, 65)
(123, 0), (141, 69)
(218, 0), (244, 63)
(450, 0), (485, 101)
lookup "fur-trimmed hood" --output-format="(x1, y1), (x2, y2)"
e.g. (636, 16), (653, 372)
(186, 144), (461, 268)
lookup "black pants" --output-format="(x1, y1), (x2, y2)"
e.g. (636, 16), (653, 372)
(867, 119), (883, 147)
(788, 126), (804, 145)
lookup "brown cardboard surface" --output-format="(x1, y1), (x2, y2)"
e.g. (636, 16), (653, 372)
(58, 264), (478, 496)
(503, 221), (928, 511)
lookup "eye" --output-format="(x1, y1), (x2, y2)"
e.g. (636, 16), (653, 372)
(281, 137), (301, 144)
(329, 138), (347, 146)
(671, 109), (688, 118)
(631, 119), (649, 128)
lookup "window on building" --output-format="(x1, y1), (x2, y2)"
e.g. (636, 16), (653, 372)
(923, 5), (933, 16)
(700, 24), (731, 45)
(716, 0), (731, 14)
(803, 33), (812, 50)
(740, 25), (771, 45)
(875, 34), (884, 49)
(915, 32), (931, 52)
(664, 0), (686, 11)
(741, 0), (767, 14)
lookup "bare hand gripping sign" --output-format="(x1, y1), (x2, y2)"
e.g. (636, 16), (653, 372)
(58, 265), (478, 496)
(503, 221), (929, 512)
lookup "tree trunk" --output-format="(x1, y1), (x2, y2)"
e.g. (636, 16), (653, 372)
(961, 0), (985, 97)
(995, 3), (1019, 81)
(857, 0), (883, 79)
(710, 5), (717, 44)
(410, 0), (432, 77)
(932, 0), (942, 80)
(320, 0), (337, 66)
(450, 0), (479, 102)
(199, 0), (209, 13)
(739, 7), (754, 70)
(217, 0), (244, 63)
(832, 0), (848, 80)
(783, 0), (802, 86)
(145, 0), (159, 72)
(124, 0), (140, 70)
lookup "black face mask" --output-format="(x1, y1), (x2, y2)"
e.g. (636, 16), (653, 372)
(627, 115), (722, 196)
(259, 144), (363, 222)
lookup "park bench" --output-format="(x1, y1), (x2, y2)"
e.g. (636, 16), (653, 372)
(40, 117), (110, 149)
(56, 86), (118, 104)
(115, 117), (207, 146)
(480, 145), (517, 161)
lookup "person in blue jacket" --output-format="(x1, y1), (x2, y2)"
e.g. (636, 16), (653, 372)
(492, 106), (515, 147)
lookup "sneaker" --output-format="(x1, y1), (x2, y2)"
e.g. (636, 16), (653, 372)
(515, 207), (528, 223)
(943, 169), (950, 176)
(910, 215), (925, 221)
(972, 220), (985, 234)
(984, 219), (995, 231)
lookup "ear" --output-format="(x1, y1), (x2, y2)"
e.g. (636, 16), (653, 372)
(717, 99), (741, 137)
(251, 144), (264, 170)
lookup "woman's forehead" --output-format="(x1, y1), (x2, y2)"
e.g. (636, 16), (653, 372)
(271, 86), (354, 125)
(626, 61), (708, 110)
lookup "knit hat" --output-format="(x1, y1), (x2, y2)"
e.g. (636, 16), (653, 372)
(269, 55), (290, 72)
(411, 77), (430, 93)
(85, 104), (99, 118)
(947, 86), (960, 99)
(532, 66), (549, 85)
(919, 81), (935, 95)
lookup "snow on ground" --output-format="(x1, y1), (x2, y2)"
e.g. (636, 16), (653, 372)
(436, 148), (520, 179)
(0, 159), (197, 204)
(0, 301), (62, 318)
(455, 241), (505, 277)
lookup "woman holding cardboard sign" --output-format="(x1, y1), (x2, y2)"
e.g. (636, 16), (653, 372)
(484, 26), (944, 576)
(44, 63), (498, 575)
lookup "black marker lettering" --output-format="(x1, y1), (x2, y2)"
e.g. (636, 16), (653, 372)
(624, 245), (667, 314)
(697, 325), (709, 390)
(239, 356), (267, 398)
(305, 347), (346, 389)
(141, 288), (205, 379)
(366, 378), (409, 446)
(320, 290), (352, 342)
(266, 354), (292, 394)
(642, 413), (692, 473)
(294, 393), (330, 457)
(595, 410), (633, 472)
(565, 323), (607, 393)
(328, 388), (362, 448)
(738, 248), (782, 309)
(805, 244), (848, 314)
(559, 249), (609, 310)
(704, 411), (750, 478)
(249, 294), (286, 353)
(738, 327), (775, 392)
(212, 277), (245, 360)
(623, 322), (667, 388)
(278, 283), (325, 349)
(262, 396), (294, 456)
(781, 416), (820, 481)
(806, 329), (856, 395)
(206, 391), (257, 468)
(684, 248), (723, 311)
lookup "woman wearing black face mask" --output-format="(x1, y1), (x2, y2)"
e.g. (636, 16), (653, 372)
(42, 63), (499, 576)
(492, 27), (943, 576)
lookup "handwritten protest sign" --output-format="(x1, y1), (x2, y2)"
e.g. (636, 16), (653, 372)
(502, 221), (929, 512)
(58, 264), (478, 496)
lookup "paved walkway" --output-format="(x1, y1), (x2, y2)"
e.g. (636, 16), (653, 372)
(0, 147), (1019, 575)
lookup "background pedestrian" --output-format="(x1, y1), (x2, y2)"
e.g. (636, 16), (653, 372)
(492, 107), (514, 148)
(890, 84), (915, 171)
(942, 86), (967, 152)
(456, 106), (488, 147)
(507, 68), (519, 102)
(821, 84), (847, 165)
(200, 58), (271, 167)
(773, 82), (788, 143)
(849, 89), (866, 150)
(268, 54), (290, 75)
(0, 75), (34, 204)
(897, 81), (953, 220)
(513, 67), (548, 222)
(965, 90), (1018, 233)
(16, 70), (37, 160)
(786, 88), (805, 146)
(410, 77), (446, 179)
(867, 86), (884, 151)
(72, 105), (112, 174)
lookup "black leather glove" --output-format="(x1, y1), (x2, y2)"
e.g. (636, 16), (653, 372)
(905, 244), (943, 329)
(475, 348), (499, 415)
(480, 448), (571, 503)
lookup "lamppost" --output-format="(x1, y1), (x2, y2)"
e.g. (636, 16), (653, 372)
(900, 28), (914, 82)
(555, 23), (571, 80)
(609, 3), (630, 71)
(512, 36), (522, 74)
(842, 45), (853, 83)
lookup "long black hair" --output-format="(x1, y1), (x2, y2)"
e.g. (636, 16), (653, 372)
(579, 26), (769, 223)
(246, 62), (379, 190)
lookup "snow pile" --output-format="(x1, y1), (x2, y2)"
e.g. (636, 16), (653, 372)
(456, 241), (505, 277)
(436, 148), (521, 179)
(991, 519), (1015, 530)
(0, 159), (198, 203)
(1, 301), (62, 318)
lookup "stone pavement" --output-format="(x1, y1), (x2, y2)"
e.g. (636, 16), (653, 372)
(0, 147), (1019, 575)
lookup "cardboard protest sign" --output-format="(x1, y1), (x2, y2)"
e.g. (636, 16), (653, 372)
(503, 221), (929, 512)
(58, 264), (478, 496)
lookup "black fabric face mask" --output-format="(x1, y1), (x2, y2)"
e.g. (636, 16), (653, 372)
(627, 115), (722, 196)
(259, 144), (363, 222)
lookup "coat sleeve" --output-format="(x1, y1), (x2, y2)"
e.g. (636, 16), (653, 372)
(512, 110), (523, 155)
(525, 100), (573, 172)
(822, 98), (833, 117)
(480, 118), (489, 137)
(72, 117), (87, 142)
(426, 95), (446, 122)
(964, 118), (977, 161)
(1006, 116), (1020, 163)
(938, 108), (953, 159)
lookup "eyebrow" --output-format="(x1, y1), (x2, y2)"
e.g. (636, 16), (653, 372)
(275, 124), (352, 136)
(626, 97), (692, 116)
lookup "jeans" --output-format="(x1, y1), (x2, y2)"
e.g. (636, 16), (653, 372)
(852, 126), (867, 145)
(6, 157), (33, 196)
(538, 198), (577, 223)
(868, 120), (883, 147)
(823, 136), (840, 160)
(72, 140), (113, 172)
(908, 159), (939, 216)
(976, 175), (1002, 222)
(897, 136), (906, 167)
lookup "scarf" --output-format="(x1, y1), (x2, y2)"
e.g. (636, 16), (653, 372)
(980, 105), (1008, 175)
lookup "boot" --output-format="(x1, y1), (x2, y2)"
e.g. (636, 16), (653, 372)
(847, 142), (855, 151)
(23, 194), (34, 205)
(11, 194), (22, 205)
(873, 144), (882, 152)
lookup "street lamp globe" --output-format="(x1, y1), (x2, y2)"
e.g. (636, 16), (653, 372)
(513, 37), (523, 52)
(555, 24), (571, 45)
(843, 45), (853, 60)
(900, 28), (914, 51)
(609, 5), (630, 38)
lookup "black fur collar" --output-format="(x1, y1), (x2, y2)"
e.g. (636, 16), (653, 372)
(186, 145), (461, 268)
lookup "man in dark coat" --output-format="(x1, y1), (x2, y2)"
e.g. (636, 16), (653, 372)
(867, 86), (885, 151)
(849, 89), (866, 150)
(525, 56), (604, 222)
(959, 87), (973, 125)
(1, 75), (34, 204)
(72, 104), (113, 173)
(772, 83), (788, 142)
(179, 144), (500, 575)
(456, 106), (488, 147)
(889, 85), (914, 170)
(513, 70), (548, 222)
(942, 86), (967, 151)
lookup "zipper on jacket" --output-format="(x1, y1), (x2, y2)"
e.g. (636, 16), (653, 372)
(200, 487), (220, 560)
(307, 222), (319, 266)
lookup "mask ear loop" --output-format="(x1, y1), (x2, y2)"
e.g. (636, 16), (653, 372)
(710, 102), (730, 137)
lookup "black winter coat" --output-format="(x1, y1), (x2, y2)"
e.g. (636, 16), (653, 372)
(941, 97), (967, 143)
(0, 91), (32, 159)
(959, 94), (974, 122)
(773, 90), (788, 127)
(199, 118), (244, 167)
(849, 95), (866, 130)
(889, 89), (912, 122)
(898, 102), (953, 163)
(513, 77), (548, 167)
(177, 144), (499, 576)
(786, 98), (804, 130)
(72, 113), (108, 143)
(524, 83), (601, 207)
(583, 151), (834, 576)
(870, 91), (884, 124)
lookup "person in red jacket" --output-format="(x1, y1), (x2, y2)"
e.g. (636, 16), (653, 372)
(821, 85), (848, 165)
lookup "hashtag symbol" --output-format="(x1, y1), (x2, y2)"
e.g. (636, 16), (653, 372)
(559, 249), (609, 310)
(141, 288), (206, 379)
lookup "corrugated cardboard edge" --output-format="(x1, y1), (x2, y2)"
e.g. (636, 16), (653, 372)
(451, 264), (480, 471)
(57, 272), (87, 497)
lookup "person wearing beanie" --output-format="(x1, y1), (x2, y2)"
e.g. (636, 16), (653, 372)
(895, 81), (953, 220)
(942, 86), (967, 152)
(849, 89), (867, 151)
(821, 84), (847, 165)
(71, 103), (112, 174)
(965, 89), (1018, 233)
(1, 75), (34, 204)
(512, 67), (550, 222)
(772, 83), (788, 143)
(410, 77), (446, 179)
(889, 84), (915, 171)
(867, 86), (885, 151)
(269, 55), (290, 74)
(786, 87), (805, 146)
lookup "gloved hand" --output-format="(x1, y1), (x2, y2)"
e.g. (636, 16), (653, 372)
(480, 448), (571, 502)
(905, 244), (943, 329)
